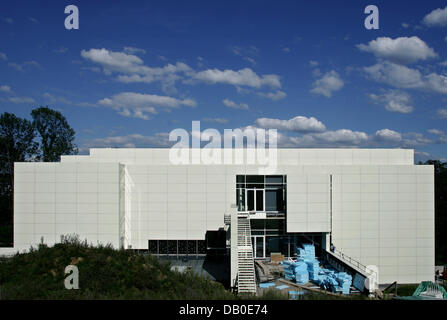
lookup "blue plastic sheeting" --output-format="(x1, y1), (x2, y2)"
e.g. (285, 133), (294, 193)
(276, 285), (290, 290)
(282, 244), (353, 294)
(353, 273), (366, 292)
(259, 282), (276, 288)
(283, 259), (309, 285)
(289, 290), (305, 299)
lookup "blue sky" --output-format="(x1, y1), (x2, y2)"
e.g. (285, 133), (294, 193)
(1, 0), (447, 162)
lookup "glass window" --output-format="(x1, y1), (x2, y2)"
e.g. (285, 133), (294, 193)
(266, 175), (283, 184)
(168, 240), (177, 255)
(256, 189), (264, 211)
(159, 240), (167, 254)
(178, 240), (187, 254)
(246, 175), (264, 184)
(148, 240), (158, 254)
(197, 240), (206, 254)
(237, 175), (286, 212)
(251, 219), (264, 230)
(187, 240), (196, 255)
(265, 189), (278, 211)
(265, 189), (285, 211)
(265, 219), (283, 230)
(247, 190), (255, 211)
(246, 175), (264, 188)
(266, 236), (280, 257)
(237, 189), (245, 211)
(236, 175), (245, 183)
(236, 175), (245, 189)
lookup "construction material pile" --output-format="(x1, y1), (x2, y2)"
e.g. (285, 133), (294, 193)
(317, 270), (352, 294)
(282, 243), (353, 294)
(283, 260), (309, 284)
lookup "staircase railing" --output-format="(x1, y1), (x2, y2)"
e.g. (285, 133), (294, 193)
(329, 248), (377, 279)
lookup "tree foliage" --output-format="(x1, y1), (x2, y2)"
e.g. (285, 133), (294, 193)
(31, 106), (78, 162)
(0, 113), (37, 234)
(0, 107), (77, 246)
(422, 160), (447, 264)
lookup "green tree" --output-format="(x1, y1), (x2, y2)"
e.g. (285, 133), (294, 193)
(420, 160), (447, 264)
(426, 160), (447, 265)
(0, 112), (37, 246)
(31, 107), (78, 162)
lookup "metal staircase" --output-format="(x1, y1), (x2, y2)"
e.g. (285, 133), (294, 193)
(236, 214), (257, 294)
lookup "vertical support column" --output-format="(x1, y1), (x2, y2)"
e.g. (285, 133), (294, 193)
(230, 208), (238, 289)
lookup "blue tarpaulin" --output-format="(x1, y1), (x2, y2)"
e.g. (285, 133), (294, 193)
(282, 243), (353, 294)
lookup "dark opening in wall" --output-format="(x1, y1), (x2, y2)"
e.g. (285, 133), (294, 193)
(206, 229), (226, 250)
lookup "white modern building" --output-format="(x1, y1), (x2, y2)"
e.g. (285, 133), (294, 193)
(1, 148), (435, 291)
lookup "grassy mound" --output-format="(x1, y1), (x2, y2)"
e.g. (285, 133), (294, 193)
(0, 237), (234, 300)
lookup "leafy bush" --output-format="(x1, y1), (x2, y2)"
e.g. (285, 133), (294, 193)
(0, 236), (234, 300)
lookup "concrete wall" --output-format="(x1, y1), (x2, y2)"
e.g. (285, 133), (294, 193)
(12, 162), (121, 251)
(330, 165), (434, 284)
(286, 173), (331, 233)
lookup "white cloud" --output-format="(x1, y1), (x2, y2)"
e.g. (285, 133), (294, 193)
(97, 92), (196, 120)
(374, 129), (402, 143)
(54, 47), (68, 54)
(438, 108), (447, 118)
(364, 61), (447, 95)
(42, 93), (73, 105)
(41, 92), (95, 108)
(0, 85), (12, 93)
(369, 90), (414, 113)
(309, 60), (319, 67)
(8, 97), (35, 104)
(428, 128), (444, 135)
(195, 68), (280, 89)
(123, 47), (146, 55)
(202, 117), (228, 124)
(231, 45), (259, 57)
(255, 116), (326, 133)
(84, 133), (172, 150)
(278, 127), (430, 149)
(81, 48), (282, 93)
(8, 61), (41, 72)
(424, 73), (447, 94)
(81, 48), (195, 94)
(363, 61), (424, 89)
(401, 132), (432, 147)
(257, 90), (287, 100)
(357, 36), (437, 64)
(423, 6), (447, 27)
(415, 151), (447, 163)
(243, 57), (256, 66)
(0, 52), (6, 60)
(222, 99), (249, 110)
(310, 129), (368, 145)
(310, 70), (344, 97)
(81, 48), (146, 74)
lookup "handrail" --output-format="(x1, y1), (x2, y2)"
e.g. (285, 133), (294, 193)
(382, 281), (397, 295)
(329, 249), (377, 278)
